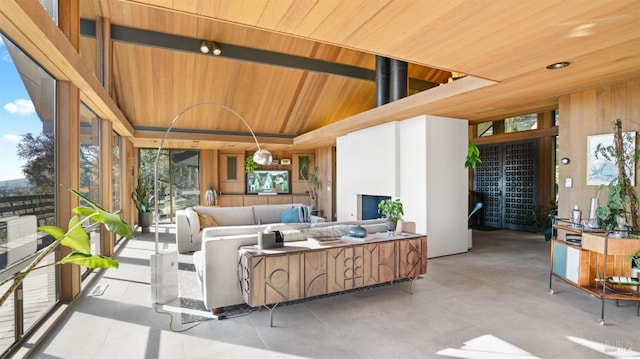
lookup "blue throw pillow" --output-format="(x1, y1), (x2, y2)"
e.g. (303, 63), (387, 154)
(281, 207), (300, 223)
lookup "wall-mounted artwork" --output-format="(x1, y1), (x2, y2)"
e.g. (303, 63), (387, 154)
(246, 170), (290, 194)
(587, 131), (636, 185)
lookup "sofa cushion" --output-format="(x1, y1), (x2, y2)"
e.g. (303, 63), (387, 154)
(198, 213), (218, 230)
(281, 207), (302, 223)
(195, 206), (256, 226)
(254, 203), (301, 224)
(184, 207), (200, 237)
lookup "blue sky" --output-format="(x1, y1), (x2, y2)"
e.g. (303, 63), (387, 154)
(0, 35), (43, 182)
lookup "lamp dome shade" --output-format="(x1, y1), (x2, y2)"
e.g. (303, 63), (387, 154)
(253, 149), (273, 165)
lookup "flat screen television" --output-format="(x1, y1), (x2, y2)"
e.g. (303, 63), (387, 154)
(246, 169), (290, 195)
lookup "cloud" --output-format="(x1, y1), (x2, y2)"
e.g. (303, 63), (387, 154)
(4, 99), (35, 116)
(2, 134), (22, 143)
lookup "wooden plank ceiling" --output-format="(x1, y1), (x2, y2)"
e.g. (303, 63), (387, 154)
(79, 0), (640, 150)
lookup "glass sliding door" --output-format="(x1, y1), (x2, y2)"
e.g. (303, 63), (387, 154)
(140, 149), (200, 222)
(79, 104), (102, 267)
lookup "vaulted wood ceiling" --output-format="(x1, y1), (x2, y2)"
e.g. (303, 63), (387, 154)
(78, 0), (640, 151)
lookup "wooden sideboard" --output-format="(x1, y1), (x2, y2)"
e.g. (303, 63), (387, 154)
(239, 233), (427, 325)
(551, 224), (640, 324)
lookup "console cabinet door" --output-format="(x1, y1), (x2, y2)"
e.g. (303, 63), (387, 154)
(363, 241), (396, 285)
(398, 237), (427, 278)
(304, 250), (327, 297)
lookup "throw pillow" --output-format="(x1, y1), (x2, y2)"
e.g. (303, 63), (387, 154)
(281, 207), (301, 223)
(198, 213), (218, 230)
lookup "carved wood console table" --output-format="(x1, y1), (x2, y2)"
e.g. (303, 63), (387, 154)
(238, 232), (427, 326)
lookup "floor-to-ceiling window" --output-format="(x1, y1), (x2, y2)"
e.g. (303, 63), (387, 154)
(79, 104), (102, 268)
(112, 132), (122, 214)
(140, 149), (200, 222)
(0, 33), (57, 356)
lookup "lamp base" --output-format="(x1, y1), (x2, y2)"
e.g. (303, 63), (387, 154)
(150, 251), (179, 304)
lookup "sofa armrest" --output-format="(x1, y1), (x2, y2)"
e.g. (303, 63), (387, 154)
(196, 234), (259, 309)
(176, 210), (199, 253)
(310, 215), (325, 223)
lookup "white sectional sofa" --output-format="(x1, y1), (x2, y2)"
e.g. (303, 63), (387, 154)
(175, 203), (322, 253)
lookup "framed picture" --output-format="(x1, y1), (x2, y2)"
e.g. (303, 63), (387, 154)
(587, 131), (636, 185)
(246, 169), (290, 194)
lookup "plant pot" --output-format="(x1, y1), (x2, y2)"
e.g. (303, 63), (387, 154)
(386, 220), (397, 232)
(138, 212), (153, 233)
(632, 267), (640, 292)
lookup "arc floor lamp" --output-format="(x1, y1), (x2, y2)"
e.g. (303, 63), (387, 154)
(151, 102), (272, 304)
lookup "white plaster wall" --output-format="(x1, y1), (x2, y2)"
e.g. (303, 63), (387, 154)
(336, 122), (399, 221)
(337, 115), (468, 258)
(424, 116), (468, 257)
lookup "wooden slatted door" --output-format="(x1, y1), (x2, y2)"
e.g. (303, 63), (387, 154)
(475, 140), (538, 232)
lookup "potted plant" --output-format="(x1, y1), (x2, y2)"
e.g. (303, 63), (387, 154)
(131, 175), (153, 232)
(0, 186), (134, 308)
(245, 155), (257, 173)
(300, 157), (321, 213)
(594, 119), (640, 231)
(378, 198), (404, 232)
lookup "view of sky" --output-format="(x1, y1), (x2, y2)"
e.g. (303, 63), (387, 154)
(0, 35), (42, 182)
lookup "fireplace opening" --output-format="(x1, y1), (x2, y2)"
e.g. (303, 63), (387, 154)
(359, 194), (391, 220)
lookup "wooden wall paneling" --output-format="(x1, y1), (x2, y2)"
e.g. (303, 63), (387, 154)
(218, 195), (243, 207)
(243, 196), (268, 206)
(200, 149), (217, 204)
(218, 152), (244, 195)
(316, 146), (333, 219)
(292, 153), (315, 195)
(557, 79), (640, 220)
(292, 194), (311, 205)
(267, 196), (294, 205)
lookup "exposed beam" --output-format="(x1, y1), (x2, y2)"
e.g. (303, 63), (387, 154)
(79, 19), (438, 91)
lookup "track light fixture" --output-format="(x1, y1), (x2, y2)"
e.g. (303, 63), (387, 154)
(211, 42), (222, 56)
(199, 40), (222, 55)
(200, 40), (211, 54)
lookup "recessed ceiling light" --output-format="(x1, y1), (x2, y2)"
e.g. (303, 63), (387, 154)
(546, 62), (570, 70)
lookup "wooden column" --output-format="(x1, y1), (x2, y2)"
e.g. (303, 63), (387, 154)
(537, 111), (557, 223)
(101, 120), (114, 256)
(57, 0), (81, 302)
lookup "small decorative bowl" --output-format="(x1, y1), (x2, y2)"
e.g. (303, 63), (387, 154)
(349, 225), (368, 238)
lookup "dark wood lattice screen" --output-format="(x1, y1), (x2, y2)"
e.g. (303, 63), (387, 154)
(503, 141), (537, 231)
(474, 144), (502, 228)
(474, 140), (538, 232)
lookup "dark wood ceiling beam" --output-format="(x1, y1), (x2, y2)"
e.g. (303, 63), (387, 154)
(79, 19), (437, 91)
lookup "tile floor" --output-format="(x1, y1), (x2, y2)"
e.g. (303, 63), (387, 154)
(20, 227), (640, 358)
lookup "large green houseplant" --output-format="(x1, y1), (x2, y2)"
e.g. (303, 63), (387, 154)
(0, 186), (134, 308)
(594, 119), (640, 231)
(131, 175), (153, 232)
(378, 198), (404, 232)
(300, 157), (321, 212)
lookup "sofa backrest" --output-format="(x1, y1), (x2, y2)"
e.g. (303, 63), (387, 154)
(252, 203), (305, 224)
(194, 205), (256, 226)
